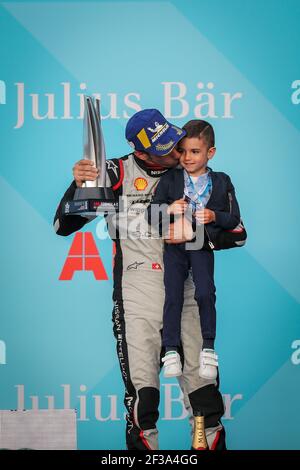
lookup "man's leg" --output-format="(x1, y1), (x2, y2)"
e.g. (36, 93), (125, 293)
(113, 271), (165, 450)
(180, 273), (226, 450)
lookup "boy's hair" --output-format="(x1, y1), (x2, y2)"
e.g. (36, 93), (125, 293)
(182, 120), (215, 148)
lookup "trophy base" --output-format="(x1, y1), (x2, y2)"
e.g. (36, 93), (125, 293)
(63, 187), (118, 215)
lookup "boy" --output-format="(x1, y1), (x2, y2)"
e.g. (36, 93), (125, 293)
(148, 119), (241, 380)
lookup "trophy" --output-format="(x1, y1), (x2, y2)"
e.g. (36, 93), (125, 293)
(63, 95), (118, 216)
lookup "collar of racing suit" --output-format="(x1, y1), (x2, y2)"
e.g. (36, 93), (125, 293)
(133, 154), (170, 178)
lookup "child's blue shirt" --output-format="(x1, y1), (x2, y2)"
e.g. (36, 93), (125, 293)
(183, 169), (212, 212)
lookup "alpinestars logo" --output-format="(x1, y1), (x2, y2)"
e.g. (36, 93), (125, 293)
(106, 160), (119, 178)
(126, 261), (145, 271)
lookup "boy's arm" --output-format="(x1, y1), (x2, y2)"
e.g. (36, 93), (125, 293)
(214, 176), (241, 230)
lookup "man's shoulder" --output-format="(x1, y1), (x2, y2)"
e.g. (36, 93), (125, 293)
(106, 153), (131, 173)
(105, 154), (132, 188)
(106, 153), (131, 165)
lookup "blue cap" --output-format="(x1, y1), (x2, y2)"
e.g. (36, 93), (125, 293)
(125, 109), (186, 156)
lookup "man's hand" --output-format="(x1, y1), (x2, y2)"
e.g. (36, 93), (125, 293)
(167, 198), (188, 215)
(73, 159), (99, 188)
(195, 208), (216, 224)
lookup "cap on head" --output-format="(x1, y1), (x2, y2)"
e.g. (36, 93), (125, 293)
(125, 109), (186, 156)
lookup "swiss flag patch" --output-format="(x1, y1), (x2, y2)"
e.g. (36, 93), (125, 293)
(152, 263), (162, 270)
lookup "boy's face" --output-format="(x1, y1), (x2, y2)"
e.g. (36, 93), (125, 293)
(177, 137), (216, 176)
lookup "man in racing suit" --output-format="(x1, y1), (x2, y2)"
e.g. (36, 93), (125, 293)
(53, 109), (226, 450)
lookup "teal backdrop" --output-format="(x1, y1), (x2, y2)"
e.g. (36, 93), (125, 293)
(0, 0), (300, 450)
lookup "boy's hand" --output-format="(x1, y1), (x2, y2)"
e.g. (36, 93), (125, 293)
(164, 216), (194, 243)
(195, 208), (216, 224)
(73, 159), (99, 187)
(167, 198), (188, 215)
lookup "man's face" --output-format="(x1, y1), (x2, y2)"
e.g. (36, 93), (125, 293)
(147, 147), (181, 168)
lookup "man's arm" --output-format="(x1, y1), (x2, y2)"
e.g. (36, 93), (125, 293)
(53, 180), (91, 236)
(53, 159), (99, 236)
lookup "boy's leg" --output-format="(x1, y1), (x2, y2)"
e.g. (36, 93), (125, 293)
(162, 244), (189, 349)
(189, 250), (216, 349)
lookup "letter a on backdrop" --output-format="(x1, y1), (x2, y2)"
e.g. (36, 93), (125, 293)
(59, 232), (108, 280)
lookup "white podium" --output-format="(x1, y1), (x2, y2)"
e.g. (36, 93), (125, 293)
(0, 410), (77, 450)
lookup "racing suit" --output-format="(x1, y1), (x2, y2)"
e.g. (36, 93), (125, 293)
(54, 153), (226, 450)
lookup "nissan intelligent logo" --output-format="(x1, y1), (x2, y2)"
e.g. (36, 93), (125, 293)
(0, 80), (6, 105)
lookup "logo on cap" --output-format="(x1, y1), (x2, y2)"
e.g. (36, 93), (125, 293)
(155, 140), (175, 152)
(148, 122), (165, 133)
(136, 128), (151, 149)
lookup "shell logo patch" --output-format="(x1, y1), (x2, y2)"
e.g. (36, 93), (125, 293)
(134, 177), (148, 191)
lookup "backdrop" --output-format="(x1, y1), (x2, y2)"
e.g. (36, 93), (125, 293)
(0, 0), (300, 450)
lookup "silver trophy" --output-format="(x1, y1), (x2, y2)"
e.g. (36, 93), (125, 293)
(64, 95), (117, 215)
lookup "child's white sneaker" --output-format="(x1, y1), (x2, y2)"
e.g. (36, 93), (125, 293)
(162, 351), (182, 377)
(199, 349), (218, 380)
